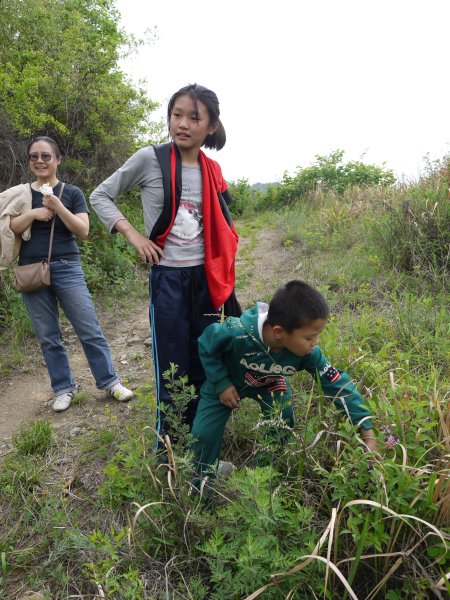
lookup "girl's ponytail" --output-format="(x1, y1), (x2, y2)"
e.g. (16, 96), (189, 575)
(203, 119), (226, 150)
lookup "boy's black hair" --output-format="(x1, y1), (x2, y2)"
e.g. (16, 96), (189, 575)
(167, 83), (226, 150)
(267, 280), (330, 332)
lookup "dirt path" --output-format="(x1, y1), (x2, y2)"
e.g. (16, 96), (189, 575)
(0, 224), (300, 455)
(0, 302), (152, 455)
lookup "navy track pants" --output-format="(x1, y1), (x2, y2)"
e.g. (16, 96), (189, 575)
(149, 264), (219, 441)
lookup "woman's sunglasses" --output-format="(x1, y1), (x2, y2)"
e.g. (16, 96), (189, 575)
(28, 152), (56, 162)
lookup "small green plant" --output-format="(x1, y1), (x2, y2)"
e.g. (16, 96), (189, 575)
(201, 466), (320, 598)
(12, 420), (54, 456)
(84, 528), (145, 599)
(71, 390), (89, 406)
(98, 429), (155, 508)
(160, 362), (198, 454)
(0, 454), (43, 497)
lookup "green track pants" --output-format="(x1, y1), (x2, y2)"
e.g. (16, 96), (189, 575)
(190, 382), (295, 477)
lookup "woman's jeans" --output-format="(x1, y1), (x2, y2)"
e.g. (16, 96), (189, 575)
(21, 259), (118, 395)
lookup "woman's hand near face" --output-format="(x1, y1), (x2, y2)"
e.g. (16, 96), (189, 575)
(42, 193), (62, 213)
(41, 195), (89, 239)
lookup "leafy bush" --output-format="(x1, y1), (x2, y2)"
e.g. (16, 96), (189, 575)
(228, 178), (263, 216)
(269, 150), (395, 207)
(230, 151), (396, 214)
(0, 0), (161, 335)
(201, 467), (320, 598)
(285, 149), (395, 195)
(374, 156), (449, 287)
(84, 528), (145, 599)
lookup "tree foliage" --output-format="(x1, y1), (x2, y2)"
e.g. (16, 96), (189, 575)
(280, 150), (396, 201)
(0, 0), (162, 190)
(227, 152), (396, 216)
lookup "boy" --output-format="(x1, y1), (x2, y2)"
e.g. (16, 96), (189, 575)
(191, 280), (376, 475)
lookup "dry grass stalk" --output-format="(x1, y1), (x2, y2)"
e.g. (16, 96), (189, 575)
(245, 496), (448, 599)
(244, 506), (356, 599)
(432, 570), (450, 592)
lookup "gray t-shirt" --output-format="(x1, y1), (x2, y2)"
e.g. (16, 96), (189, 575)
(163, 165), (204, 266)
(89, 146), (204, 267)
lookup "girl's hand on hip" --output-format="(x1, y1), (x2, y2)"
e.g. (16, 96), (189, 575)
(127, 230), (165, 264)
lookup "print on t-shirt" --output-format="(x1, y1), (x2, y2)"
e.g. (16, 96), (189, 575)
(162, 165), (204, 265)
(170, 200), (203, 242)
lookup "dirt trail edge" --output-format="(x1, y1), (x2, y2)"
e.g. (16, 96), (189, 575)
(0, 225), (300, 455)
(0, 302), (152, 454)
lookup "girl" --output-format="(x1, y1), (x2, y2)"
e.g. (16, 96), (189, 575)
(8, 136), (133, 412)
(90, 83), (240, 443)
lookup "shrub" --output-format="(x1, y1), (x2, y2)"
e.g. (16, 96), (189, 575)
(277, 150), (395, 204)
(201, 467), (320, 598)
(228, 178), (263, 216)
(229, 151), (396, 213)
(374, 155), (449, 288)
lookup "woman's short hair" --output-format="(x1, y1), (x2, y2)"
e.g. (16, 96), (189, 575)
(27, 136), (61, 158)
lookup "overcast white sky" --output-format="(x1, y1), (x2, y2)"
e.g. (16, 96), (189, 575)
(115, 0), (449, 184)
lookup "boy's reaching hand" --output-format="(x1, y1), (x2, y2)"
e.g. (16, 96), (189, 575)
(360, 428), (377, 452)
(219, 385), (241, 409)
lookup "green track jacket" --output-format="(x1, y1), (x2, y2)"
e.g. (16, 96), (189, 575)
(198, 302), (373, 429)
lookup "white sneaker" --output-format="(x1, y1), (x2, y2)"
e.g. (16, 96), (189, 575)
(53, 392), (73, 412)
(107, 382), (134, 402)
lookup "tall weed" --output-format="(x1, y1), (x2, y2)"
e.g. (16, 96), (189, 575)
(373, 156), (449, 289)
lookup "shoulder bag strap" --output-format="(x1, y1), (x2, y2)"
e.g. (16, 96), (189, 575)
(46, 182), (65, 263)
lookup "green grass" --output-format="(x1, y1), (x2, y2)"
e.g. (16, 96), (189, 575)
(12, 420), (54, 456)
(0, 166), (449, 598)
(70, 390), (89, 407)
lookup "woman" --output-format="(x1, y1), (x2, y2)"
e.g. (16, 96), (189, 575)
(90, 83), (239, 443)
(8, 136), (133, 412)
